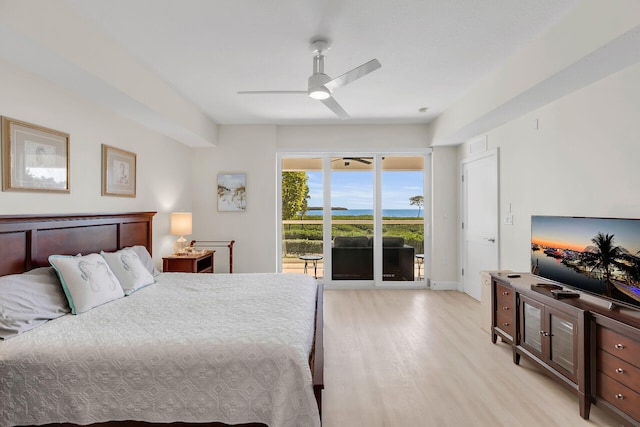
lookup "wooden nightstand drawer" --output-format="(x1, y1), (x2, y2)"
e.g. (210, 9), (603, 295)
(598, 326), (640, 367)
(163, 251), (215, 273)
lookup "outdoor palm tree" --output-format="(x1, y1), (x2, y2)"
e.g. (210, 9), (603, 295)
(590, 232), (621, 296)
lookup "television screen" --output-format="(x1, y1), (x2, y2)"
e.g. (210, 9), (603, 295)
(531, 215), (640, 310)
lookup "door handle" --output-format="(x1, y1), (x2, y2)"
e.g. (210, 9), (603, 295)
(484, 238), (496, 243)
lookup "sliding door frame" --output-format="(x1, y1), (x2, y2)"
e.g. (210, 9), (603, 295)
(277, 149), (432, 289)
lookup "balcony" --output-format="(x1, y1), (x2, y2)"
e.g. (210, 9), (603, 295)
(282, 218), (424, 281)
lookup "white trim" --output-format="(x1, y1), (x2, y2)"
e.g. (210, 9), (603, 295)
(430, 281), (459, 291)
(276, 156), (283, 272)
(469, 135), (488, 155)
(460, 146), (498, 165)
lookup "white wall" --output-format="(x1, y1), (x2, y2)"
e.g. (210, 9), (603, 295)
(430, 146), (458, 285)
(0, 59), (193, 266)
(277, 125), (429, 150)
(458, 61), (640, 273)
(191, 125), (278, 273)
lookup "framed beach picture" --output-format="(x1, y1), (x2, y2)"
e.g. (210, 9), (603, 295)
(217, 173), (246, 211)
(1, 117), (70, 193)
(102, 144), (136, 197)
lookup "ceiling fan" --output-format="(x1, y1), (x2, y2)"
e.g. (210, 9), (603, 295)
(331, 157), (373, 166)
(237, 38), (381, 120)
(332, 157), (372, 165)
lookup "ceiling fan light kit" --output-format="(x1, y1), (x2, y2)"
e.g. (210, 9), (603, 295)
(309, 86), (331, 100)
(238, 38), (381, 119)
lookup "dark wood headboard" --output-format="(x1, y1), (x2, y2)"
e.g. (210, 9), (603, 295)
(0, 212), (156, 276)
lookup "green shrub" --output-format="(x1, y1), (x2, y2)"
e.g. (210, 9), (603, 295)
(284, 228), (323, 240)
(283, 239), (323, 256)
(282, 219), (425, 253)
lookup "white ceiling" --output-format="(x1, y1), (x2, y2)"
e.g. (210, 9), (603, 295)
(59, 0), (580, 126)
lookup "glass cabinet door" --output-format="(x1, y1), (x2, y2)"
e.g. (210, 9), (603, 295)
(522, 299), (543, 353)
(549, 311), (575, 374)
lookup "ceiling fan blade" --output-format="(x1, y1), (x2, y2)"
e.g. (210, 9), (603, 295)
(320, 96), (349, 120)
(355, 158), (372, 165)
(324, 59), (381, 92)
(237, 90), (307, 95)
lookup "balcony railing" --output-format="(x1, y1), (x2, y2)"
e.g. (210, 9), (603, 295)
(282, 218), (424, 281)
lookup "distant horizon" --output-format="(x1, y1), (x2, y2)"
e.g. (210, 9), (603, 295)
(301, 207), (424, 218)
(307, 170), (424, 210)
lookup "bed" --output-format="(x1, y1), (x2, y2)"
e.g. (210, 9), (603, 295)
(0, 212), (323, 427)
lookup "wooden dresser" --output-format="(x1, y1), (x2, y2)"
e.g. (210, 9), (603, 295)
(491, 272), (640, 426)
(592, 313), (640, 425)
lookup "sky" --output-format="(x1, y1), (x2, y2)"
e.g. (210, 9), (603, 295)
(306, 171), (424, 209)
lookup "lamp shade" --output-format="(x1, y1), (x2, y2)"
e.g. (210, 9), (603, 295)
(171, 212), (192, 236)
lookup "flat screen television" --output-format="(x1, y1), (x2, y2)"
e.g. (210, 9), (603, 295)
(531, 215), (640, 310)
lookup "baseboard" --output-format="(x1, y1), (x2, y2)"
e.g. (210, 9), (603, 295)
(430, 281), (458, 291)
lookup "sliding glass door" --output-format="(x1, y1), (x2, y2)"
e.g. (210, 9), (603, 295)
(380, 156), (424, 282)
(279, 153), (429, 287)
(330, 156), (374, 281)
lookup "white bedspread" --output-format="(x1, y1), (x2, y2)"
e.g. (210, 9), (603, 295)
(0, 272), (320, 427)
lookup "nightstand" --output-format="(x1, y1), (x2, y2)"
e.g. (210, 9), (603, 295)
(162, 250), (215, 273)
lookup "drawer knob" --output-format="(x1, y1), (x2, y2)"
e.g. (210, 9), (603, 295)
(502, 291), (509, 295)
(502, 306), (509, 311)
(614, 343), (625, 350)
(502, 322), (509, 327)
(615, 393), (624, 400)
(616, 368), (624, 374)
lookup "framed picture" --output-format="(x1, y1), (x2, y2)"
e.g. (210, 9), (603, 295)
(217, 173), (246, 211)
(102, 144), (136, 197)
(1, 117), (70, 193)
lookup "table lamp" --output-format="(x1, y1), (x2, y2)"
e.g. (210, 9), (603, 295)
(171, 212), (192, 254)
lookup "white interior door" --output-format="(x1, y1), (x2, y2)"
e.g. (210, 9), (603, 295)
(462, 151), (498, 300)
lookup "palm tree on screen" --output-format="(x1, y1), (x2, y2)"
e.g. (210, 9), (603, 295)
(588, 232), (621, 296)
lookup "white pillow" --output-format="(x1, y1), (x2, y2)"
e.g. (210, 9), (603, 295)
(130, 245), (160, 277)
(49, 253), (124, 314)
(0, 267), (70, 339)
(101, 248), (155, 295)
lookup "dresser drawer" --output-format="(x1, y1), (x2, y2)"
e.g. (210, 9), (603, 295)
(597, 372), (640, 421)
(496, 310), (515, 336)
(494, 282), (514, 338)
(598, 350), (640, 392)
(495, 284), (513, 308)
(598, 326), (640, 367)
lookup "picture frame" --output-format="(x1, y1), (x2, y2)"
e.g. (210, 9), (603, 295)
(102, 144), (136, 197)
(217, 173), (246, 211)
(1, 117), (70, 193)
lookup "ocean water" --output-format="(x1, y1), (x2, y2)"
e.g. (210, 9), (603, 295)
(305, 209), (423, 218)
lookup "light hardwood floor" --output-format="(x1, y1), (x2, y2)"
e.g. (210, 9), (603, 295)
(321, 289), (622, 427)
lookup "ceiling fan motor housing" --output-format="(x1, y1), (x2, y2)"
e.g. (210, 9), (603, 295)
(308, 72), (331, 99)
